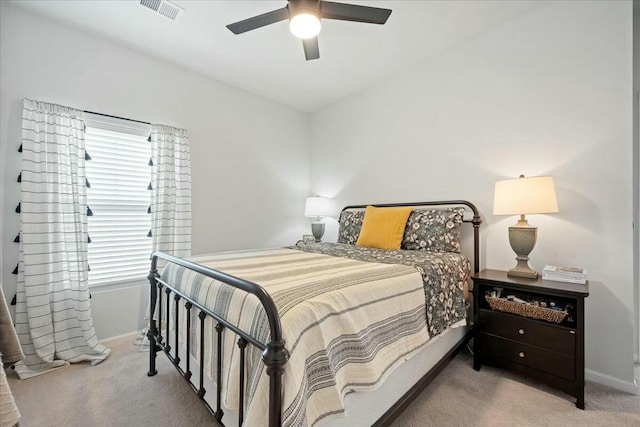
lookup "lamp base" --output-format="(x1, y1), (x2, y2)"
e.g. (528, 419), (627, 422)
(311, 222), (325, 242)
(506, 220), (538, 279)
(507, 264), (539, 279)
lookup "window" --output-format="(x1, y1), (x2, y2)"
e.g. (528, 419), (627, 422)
(84, 113), (152, 286)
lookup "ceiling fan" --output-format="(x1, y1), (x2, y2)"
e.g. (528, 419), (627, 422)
(226, 0), (392, 61)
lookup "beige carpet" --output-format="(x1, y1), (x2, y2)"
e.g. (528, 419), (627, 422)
(5, 335), (640, 426)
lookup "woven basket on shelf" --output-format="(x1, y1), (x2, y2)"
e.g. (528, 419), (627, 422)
(485, 296), (568, 324)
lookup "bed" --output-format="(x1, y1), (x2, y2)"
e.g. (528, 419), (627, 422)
(146, 200), (481, 427)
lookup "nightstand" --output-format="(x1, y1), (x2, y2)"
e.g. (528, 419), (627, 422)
(472, 269), (589, 409)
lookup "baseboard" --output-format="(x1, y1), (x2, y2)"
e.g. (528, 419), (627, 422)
(586, 368), (640, 396)
(101, 331), (139, 344)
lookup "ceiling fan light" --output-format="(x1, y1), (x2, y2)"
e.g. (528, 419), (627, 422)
(289, 13), (321, 39)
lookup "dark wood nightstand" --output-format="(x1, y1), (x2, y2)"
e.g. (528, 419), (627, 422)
(471, 269), (589, 409)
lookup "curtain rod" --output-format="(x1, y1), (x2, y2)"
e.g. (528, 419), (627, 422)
(84, 110), (151, 126)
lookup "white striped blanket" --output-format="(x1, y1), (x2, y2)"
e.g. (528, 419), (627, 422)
(161, 245), (469, 426)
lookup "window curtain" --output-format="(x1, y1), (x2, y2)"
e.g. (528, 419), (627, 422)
(149, 125), (192, 259)
(14, 99), (110, 379)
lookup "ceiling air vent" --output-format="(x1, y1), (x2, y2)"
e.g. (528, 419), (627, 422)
(139, 0), (184, 21)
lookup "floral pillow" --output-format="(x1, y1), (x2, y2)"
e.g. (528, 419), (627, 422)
(401, 208), (464, 253)
(337, 210), (365, 245)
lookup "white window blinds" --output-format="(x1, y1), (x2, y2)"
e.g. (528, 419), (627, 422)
(84, 113), (152, 286)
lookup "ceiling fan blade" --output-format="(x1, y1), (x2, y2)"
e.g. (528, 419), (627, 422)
(320, 1), (391, 24)
(226, 7), (289, 34)
(303, 37), (320, 60)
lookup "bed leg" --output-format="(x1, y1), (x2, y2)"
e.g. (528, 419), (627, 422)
(147, 263), (159, 377)
(263, 340), (289, 427)
(147, 321), (158, 377)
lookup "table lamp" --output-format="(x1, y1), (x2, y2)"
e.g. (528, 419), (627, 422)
(493, 175), (558, 278)
(304, 196), (332, 242)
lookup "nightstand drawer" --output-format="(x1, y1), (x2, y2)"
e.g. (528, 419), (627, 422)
(479, 310), (575, 356)
(481, 333), (575, 380)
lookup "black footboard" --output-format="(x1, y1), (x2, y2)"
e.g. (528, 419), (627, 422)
(146, 252), (289, 427)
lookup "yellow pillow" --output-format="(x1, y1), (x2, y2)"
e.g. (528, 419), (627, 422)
(356, 206), (413, 250)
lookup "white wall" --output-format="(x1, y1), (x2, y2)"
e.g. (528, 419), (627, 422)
(0, 4), (310, 340)
(310, 1), (636, 392)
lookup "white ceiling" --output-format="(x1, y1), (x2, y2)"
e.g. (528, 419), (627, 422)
(10, 0), (546, 112)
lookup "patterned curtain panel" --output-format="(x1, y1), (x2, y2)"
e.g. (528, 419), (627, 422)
(14, 99), (110, 379)
(150, 124), (192, 260)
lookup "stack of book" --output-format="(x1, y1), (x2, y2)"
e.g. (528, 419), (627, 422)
(542, 265), (587, 284)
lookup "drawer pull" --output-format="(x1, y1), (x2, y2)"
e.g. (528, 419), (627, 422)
(518, 328), (525, 335)
(518, 351), (525, 358)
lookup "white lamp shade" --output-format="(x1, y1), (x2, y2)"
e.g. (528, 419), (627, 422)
(493, 176), (559, 215)
(289, 13), (321, 39)
(305, 196), (332, 218)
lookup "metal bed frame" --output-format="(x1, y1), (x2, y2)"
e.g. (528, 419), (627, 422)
(146, 200), (481, 427)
